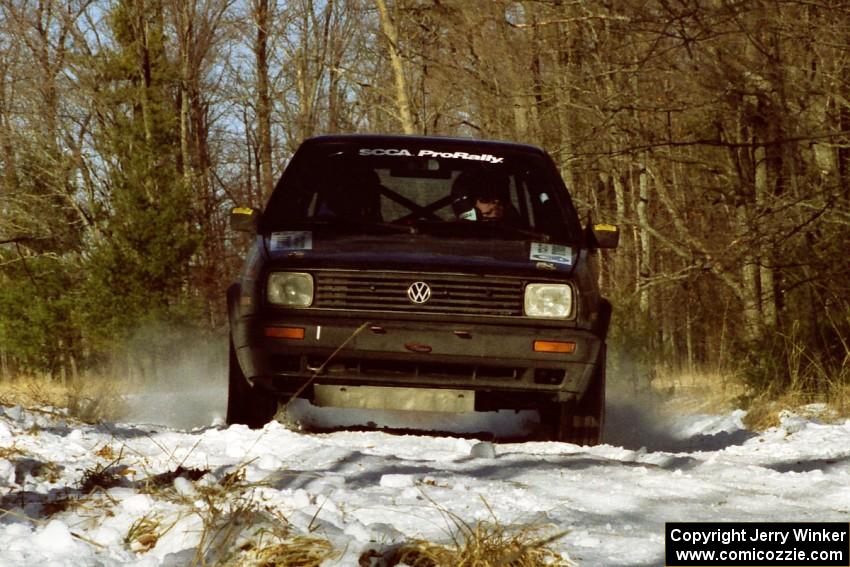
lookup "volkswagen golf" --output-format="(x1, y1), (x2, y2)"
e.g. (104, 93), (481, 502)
(226, 134), (618, 444)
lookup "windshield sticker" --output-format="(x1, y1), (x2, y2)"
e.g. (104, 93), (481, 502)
(530, 243), (572, 266)
(270, 231), (313, 251)
(359, 148), (503, 164)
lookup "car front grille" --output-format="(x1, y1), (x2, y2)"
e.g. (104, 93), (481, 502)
(311, 270), (524, 316)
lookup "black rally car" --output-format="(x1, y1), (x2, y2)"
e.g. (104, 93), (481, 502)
(227, 134), (618, 444)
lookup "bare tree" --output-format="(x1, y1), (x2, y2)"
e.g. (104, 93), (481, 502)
(374, 0), (414, 134)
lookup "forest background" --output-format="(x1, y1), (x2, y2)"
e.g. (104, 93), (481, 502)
(0, 0), (848, 414)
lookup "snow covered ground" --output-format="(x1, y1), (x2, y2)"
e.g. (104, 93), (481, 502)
(0, 387), (849, 566)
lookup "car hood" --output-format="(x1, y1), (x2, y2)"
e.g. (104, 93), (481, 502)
(263, 233), (578, 275)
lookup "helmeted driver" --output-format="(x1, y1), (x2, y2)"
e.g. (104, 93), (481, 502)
(451, 169), (512, 221)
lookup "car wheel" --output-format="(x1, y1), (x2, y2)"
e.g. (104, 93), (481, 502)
(226, 339), (279, 428)
(547, 345), (606, 445)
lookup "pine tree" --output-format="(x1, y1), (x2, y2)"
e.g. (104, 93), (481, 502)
(79, 0), (199, 366)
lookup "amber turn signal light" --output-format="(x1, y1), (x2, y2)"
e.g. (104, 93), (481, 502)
(533, 340), (576, 353)
(265, 326), (305, 339)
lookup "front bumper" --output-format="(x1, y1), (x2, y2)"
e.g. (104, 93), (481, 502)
(233, 313), (602, 406)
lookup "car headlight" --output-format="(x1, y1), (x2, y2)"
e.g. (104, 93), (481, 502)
(267, 272), (313, 307)
(524, 283), (573, 318)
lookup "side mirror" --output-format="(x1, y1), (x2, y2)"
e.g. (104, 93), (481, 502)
(230, 207), (261, 233)
(588, 223), (619, 249)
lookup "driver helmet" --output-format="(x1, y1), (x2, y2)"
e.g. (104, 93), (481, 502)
(451, 169), (510, 221)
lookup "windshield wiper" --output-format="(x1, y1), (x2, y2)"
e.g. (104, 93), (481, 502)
(299, 219), (416, 234)
(481, 224), (551, 241)
(412, 220), (550, 241)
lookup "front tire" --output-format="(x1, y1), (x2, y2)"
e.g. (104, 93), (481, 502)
(226, 339), (279, 428)
(546, 345), (606, 445)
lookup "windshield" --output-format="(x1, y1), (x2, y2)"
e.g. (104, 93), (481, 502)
(262, 139), (581, 243)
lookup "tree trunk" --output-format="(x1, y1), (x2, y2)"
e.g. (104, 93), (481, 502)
(137, 7), (154, 146)
(375, 0), (415, 134)
(0, 72), (17, 194)
(0, 347), (7, 381)
(737, 203), (763, 340)
(753, 143), (777, 328)
(637, 164), (651, 315)
(253, 0), (274, 199)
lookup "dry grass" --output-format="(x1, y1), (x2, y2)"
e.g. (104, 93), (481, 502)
(649, 368), (748, 415)
(193, 495), (339, 566)
(648, 358), (850, 431)
(0, 374), (128, 423)
(386, 497), (572, 567)
(134, 463), (565, 567)
(0, 443), (26, 460)
(827, 379), (850, 417)
(126, 514), (164, 553)
(80, 455), (127, 494)
(738, 320), (850, 430)
(390, 520), (572, 567)
(820, 355), (850, 418)
(743, 365), (849, 431)
(237, 533), (338, 567)
(131, 461), (339, 567)
(741, 329), (850, 430)
(742, 392), (805, 431)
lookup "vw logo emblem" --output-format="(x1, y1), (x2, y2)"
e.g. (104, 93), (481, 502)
(407, 281), (431, 304)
